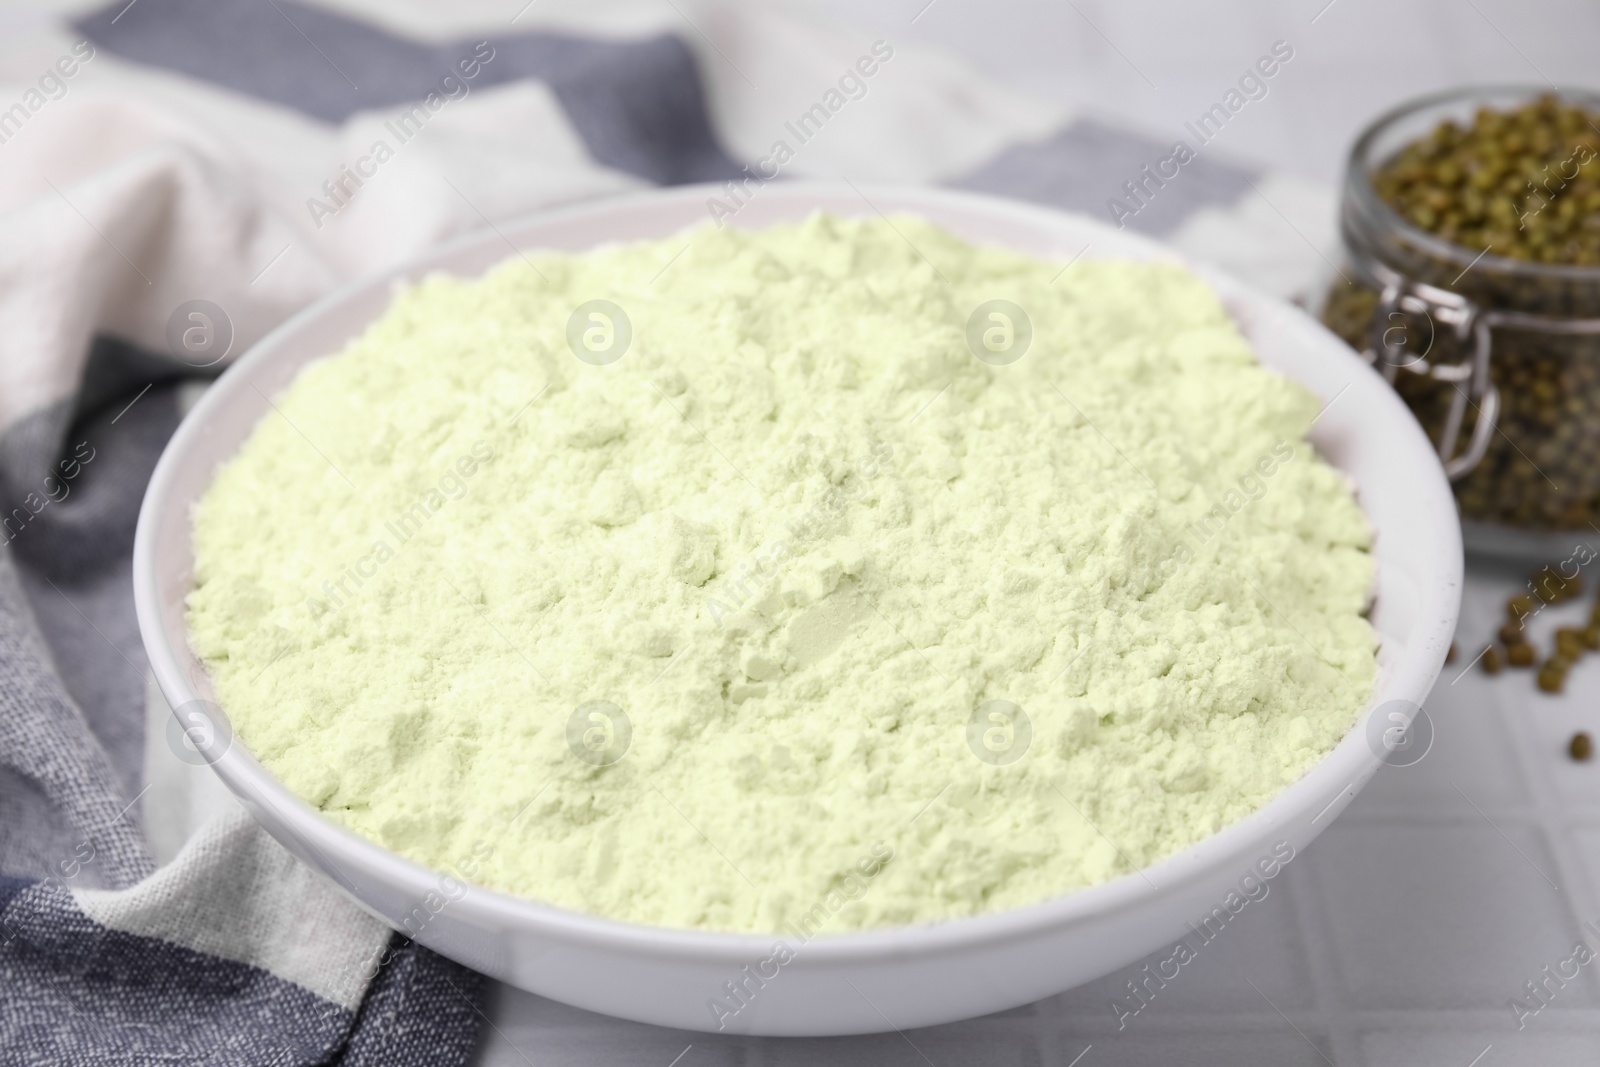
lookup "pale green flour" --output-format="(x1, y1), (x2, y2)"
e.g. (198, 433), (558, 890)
(187, 214), (1376, 933)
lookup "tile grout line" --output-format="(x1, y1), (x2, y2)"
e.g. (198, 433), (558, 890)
(1466, 573), (1600, 943)
(1283, 845), (1369, 1067)
(1028, 1006), (1600, 1030)
(1495, 693), (1600, 982)
(1335, 804), (1600, 824)
(1434, 573), (1600, 1033)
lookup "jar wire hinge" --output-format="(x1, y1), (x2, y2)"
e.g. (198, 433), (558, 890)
(1345, 250), (1600, 481)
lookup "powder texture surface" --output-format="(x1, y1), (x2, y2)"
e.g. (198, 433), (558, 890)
(187, 214), (1376, 933)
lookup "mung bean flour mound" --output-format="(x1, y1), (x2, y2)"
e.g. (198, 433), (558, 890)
(187, 214), (1377, 933)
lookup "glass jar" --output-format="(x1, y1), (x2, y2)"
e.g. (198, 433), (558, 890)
(1319, 85), (1600, 560)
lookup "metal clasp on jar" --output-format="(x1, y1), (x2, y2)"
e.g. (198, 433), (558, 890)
(1362, 264), (1499, 481)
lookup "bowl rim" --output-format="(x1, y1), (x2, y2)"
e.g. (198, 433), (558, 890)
(134, 180), (1461, 965)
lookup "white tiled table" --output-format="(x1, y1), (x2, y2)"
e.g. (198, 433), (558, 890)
(472, 563), (1600, 1065)
(804, 0), (1600, 190)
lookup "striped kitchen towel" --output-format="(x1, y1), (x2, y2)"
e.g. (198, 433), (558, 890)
(0, 0), (1336, 1062)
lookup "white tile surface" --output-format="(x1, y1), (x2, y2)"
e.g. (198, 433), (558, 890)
(1363, 1029), (1600, 1067)
(1356, 679), (1528, 809)
(802, 0), (1600, 185)
(475, 984), (755, 1066)
(1050, 874), (1316, 1016)
(1566, 827), (1600, 920)
(1048, 1028), (1335, 1067)
(765, 1025), (1046, 1067)
(1307, 822), (1589, 1011)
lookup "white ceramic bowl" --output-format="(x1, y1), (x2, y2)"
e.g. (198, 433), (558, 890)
(134, 183), (1461, 1037)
